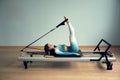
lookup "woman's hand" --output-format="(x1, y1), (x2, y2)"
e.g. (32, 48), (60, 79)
(64, 16), (70, 24)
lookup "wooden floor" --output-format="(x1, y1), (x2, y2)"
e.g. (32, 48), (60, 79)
(0, 47), (120, 80)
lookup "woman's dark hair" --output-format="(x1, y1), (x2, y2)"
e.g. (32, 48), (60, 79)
(44, 44), (56, 56)
(44, 44), (49, 55)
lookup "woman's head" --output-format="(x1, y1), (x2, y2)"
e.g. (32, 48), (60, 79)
(44, 43), (55, 55)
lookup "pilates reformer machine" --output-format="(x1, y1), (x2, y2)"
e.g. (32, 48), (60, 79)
(18, 18), (116, 70)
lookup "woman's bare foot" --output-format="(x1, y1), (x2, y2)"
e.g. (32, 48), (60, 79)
(64, 16), (70, 24)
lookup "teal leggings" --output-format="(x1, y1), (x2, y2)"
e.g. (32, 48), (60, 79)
(55, 22), (79, 55)
(67, 22), (79, 53)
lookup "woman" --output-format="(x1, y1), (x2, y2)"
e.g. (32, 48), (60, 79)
(44, 16), (81, 57)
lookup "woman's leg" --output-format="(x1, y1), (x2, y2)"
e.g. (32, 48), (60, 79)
(64, 17), (79, 52)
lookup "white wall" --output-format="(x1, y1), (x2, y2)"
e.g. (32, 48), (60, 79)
(0, 0), (120, 46)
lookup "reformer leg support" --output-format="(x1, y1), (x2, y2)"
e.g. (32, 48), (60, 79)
(23, 61), (28, 69)
(23, 54), (33, 69)
(106, 62), (113, 70)
(30, 54), (33, 63)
